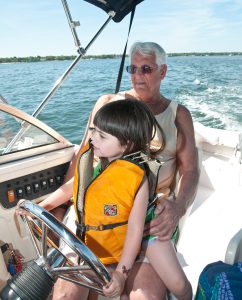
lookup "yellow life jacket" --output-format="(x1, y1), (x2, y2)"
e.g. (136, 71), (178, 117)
(73, 144), (145, 265)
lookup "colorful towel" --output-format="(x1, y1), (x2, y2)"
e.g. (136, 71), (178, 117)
(195, 261), (242, 300)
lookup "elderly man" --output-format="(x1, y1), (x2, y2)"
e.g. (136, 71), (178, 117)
(41, 41), (199, 300)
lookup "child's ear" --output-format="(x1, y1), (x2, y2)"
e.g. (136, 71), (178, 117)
(122, 143), (128, 154)
(122, 141), (134, 155)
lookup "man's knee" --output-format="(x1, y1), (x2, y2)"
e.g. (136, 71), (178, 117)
(50, 206), (67, 222)
(126, 262), (167, 300)
(52, 278), (89, 300)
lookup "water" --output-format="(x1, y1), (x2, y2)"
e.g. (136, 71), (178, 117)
(0, 56), (242, 144)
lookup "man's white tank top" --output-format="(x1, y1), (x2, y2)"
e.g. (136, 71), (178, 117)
(115, 92), (178, 192)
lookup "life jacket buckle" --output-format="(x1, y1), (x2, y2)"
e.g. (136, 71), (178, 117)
(85, 224), (104, 231)
(85, 225), (90, 231)
(97, 224), (104, 231)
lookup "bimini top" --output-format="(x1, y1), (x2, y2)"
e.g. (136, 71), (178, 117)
(84, 0), (144, 22)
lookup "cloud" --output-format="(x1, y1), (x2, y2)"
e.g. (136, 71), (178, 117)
(1, 0), (242, 56)
(128, 0), (242, 52)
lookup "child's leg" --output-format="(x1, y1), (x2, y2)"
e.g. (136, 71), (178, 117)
(144, 240), (192, 300)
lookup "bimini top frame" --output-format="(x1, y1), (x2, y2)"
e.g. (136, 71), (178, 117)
(4, 0), (143, 153)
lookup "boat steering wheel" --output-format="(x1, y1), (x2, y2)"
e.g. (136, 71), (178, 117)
(17, 200), (111, 295)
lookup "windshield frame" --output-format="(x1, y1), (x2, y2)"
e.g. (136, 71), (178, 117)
(0, 103), (73, 164)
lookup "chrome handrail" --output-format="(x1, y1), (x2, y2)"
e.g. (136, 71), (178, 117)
(61, 0), (81, 49)
(31, 14), (112, 119)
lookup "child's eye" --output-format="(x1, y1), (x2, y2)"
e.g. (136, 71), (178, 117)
(99, 134), (105, 139)
(89, 127), (95, 132)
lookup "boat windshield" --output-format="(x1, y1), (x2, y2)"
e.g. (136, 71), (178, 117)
(0, 109), (58, 155)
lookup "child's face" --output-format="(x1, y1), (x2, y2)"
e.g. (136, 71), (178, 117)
(90, 127), (127, 162)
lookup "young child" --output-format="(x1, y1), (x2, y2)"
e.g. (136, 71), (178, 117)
(16, 99), (192, 300)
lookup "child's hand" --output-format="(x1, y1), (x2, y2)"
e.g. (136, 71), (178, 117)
(103, 270), (125, 298)
(15, 199), (31, 217)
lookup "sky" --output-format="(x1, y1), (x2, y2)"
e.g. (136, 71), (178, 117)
(1, 0), (242, 58)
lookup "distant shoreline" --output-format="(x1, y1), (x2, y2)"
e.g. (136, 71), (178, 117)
(1, 52), (242, 63)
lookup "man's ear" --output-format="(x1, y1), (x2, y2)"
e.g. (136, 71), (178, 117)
(160, 64), (167, 80)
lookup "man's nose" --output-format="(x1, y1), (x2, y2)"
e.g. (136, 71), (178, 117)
(133, 67), (145, 76)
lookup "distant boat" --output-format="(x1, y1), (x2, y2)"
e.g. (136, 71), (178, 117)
(194, 78), (201, 85)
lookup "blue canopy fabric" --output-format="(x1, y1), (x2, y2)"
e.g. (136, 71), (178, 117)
(84, 0), (144, 22)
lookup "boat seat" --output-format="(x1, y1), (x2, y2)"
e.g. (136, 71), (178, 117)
(194, 122), (219, 146)
(224, 228), (242, 265)
(194, 121), (241, 158)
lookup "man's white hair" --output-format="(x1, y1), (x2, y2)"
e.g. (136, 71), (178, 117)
(129, 41), (167, 66)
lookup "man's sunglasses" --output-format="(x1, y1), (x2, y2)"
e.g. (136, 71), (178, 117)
(126, 64), (158, 75)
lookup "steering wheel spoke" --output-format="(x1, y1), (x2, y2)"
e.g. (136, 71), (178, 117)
(41, 222), (48, 258)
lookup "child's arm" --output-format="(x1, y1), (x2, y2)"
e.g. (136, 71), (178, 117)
(38, 177), (73, 210)
(103, 177), (149, 297)
(116, 177), (149, 271)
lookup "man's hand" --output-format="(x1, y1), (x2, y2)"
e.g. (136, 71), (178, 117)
(103, 270), (125, 298)
(144, 197), (180, 241)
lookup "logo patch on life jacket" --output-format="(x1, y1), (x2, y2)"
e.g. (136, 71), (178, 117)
(104, 204), (117, 216)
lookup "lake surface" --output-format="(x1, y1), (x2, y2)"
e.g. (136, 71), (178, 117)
(0, 56), (242, 144)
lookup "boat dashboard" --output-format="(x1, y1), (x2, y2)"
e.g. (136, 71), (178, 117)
(0, 161), (69, 209)
(0, 103), (77, 290)
(0, 103), (76, 208)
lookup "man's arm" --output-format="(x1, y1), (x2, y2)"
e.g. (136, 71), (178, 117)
(173, 104), (200, 216)
(144, 105), (200, 240)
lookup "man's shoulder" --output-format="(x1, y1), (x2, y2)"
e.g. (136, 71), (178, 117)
(174, 103), (194, 136)
(93, 94), (116, 113)
(176, 103), (192, 122)
(95, 91), (129, 111)
(97, 93), (117, 105)
(97, 90), (133, 104)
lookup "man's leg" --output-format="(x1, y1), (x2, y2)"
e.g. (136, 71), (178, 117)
(126, 262), (167, 300)
(52, 278), (89, 300)
(48, 206), (69, 245)
(88, 290), (99, 300)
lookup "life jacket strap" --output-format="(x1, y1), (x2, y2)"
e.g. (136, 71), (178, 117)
(75, 220), (128, 232)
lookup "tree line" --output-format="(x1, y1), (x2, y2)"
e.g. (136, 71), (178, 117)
(1, 52), (242, 63)
(0, 54), (121, 63)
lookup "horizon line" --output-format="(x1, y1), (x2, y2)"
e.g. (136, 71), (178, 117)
(1, 51), (242, 60)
